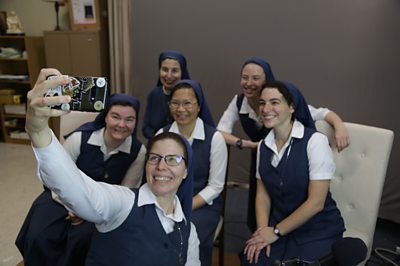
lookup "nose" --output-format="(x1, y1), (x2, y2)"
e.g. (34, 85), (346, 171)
(156, 158), (168, 170)
(166, 70), (173, 78)
(176, 103), (186, 111)
(117, 119), (126, 127)
(260, 102), (272, 113)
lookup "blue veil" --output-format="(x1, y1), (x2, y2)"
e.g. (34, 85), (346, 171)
(171, 79), (215, 128)
(65, 94), (141, 138)
(283, 81), (316, 130)
(242, 57), (275, 81)
(157, 50), (191, 86)
(175, 133), (194, 219)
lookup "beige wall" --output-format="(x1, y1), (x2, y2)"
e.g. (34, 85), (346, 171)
(0, 0), (69, 36)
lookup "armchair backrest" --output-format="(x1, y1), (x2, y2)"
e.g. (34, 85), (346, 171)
(315, 120), (394, 260)
(57, 111), (99, 143)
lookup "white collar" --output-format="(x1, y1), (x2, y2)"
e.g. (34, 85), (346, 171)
(264, 119), (305, 151)
(169, 117), (205, 142)
(138, 183), (186, 223)
(239, 96), (262, 123)
(87, 128), (132, 154)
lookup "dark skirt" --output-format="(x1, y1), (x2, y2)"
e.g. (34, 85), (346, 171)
(15, 189), (95, 266)
(191, 196), (222, 266)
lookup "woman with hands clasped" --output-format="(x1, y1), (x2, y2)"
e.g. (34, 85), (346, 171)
(24, 69), (200, 266)
(218, 57), (350, 232)
(243, 81), (344, 265)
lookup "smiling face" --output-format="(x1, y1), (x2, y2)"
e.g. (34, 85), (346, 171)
(146, 138), (187, 198)
(259, 88), (294, 129)
(104, 105), (136, 142)
(240, 63), (266, 100)
(169, 88), (200, 127)
(159, 59), (182, 92)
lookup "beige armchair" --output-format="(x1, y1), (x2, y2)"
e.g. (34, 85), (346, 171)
(316, 120), (394, 264)
(52, 110), (99, 143)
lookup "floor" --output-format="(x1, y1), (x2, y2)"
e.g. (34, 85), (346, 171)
(0, 142), (399, 266)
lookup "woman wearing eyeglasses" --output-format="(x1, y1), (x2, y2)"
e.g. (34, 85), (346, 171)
(156, 80), (227, 266)
(16, 93), (146, 266)
(23, 69), (201, 266)
(142, 50), (191, 139)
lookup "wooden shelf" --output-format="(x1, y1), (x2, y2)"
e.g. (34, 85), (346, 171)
(0, 36), (45, 144)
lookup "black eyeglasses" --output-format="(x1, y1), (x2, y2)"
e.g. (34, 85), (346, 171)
(146, 153), (186, 166)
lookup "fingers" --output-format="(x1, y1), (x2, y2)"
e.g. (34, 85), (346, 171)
(34, 68), (62, 87)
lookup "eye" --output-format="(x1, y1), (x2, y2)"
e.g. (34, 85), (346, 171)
(165, 155), (178, 165)
(271, 100), (281, 105)
(183, 101), (193, 108)
(165, 155), (184, 166)
(147, 154), (161, 163)
(170, 101), (179, 108)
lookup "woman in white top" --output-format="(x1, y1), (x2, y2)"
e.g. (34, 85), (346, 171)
(217, 57), (349, 232)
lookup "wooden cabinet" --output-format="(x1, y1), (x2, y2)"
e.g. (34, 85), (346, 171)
(0, 36), (45, 144)
(44, 30), (109, 77)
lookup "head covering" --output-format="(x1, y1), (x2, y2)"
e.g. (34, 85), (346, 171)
(175, 133), (194, 219)
(283, 81), (316, 130)
(242, 57), (275, 81)
(157, 50), (191, 86)
(65, 93), (141, 138)
(172, 79), (215, 127)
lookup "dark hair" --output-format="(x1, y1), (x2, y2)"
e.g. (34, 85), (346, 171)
(261, 81), (295, 108)
(146, 132), (188, 162)
(170, 82), (199, 103)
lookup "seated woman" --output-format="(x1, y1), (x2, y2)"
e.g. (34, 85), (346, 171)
(22, 68), (200, 266)
(142, 50), (192, 139)
(16, 93), (146, 266)
(243, 81), (345, 264)
(157, 80), (227, 266)
(217, 57), (349, 232)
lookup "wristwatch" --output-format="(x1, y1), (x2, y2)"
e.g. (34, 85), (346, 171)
(235, 138), (243, 149)
(273, 225), (282, 237)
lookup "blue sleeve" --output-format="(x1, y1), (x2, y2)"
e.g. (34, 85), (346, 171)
(142, 90), (155, 139)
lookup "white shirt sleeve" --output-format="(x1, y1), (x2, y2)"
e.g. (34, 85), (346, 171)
(197, 131), (228, 204)
(121, 145), (146, 188)
(185, 222), (201, 266)
(307, 132), (336, 180)
(33, 131), (134, 232)
(308, 104), (330, 122)
(217, 95), (240, 133)
(62, 131), (82, 163)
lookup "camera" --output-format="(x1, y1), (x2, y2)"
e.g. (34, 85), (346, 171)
(44, 76), (109, 112)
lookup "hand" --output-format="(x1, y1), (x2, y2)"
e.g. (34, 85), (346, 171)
(66, 212), (84, 226)
(26, 68), (71, 147)
(243, 226), (278, 263)
(333, 123), (350, 152)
